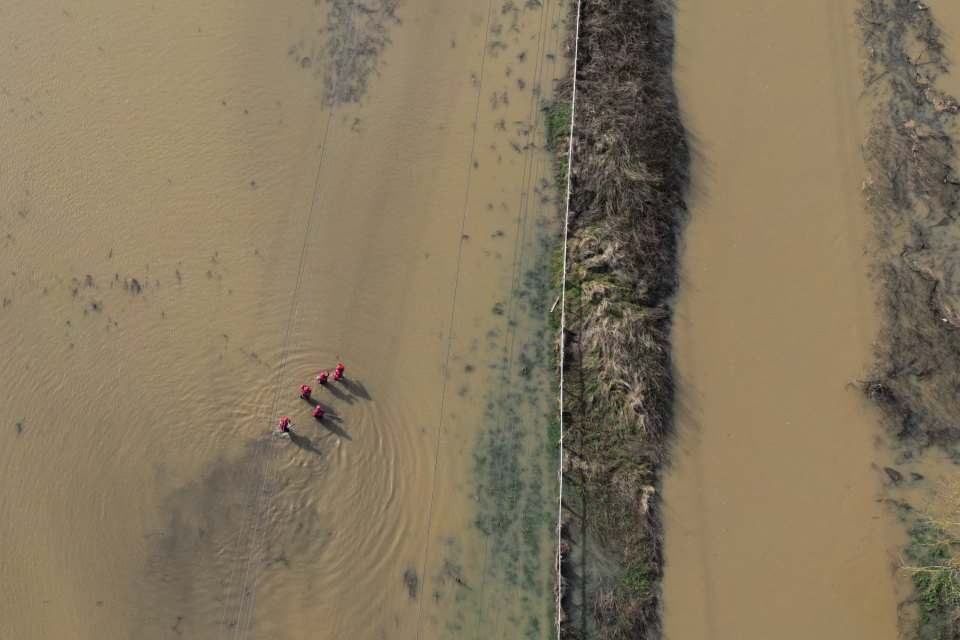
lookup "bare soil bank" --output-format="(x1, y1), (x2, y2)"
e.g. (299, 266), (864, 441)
(859, 0), (960, 636)
(556, 0), (687, 637)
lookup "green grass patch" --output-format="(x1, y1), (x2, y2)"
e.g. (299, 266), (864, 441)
(544, 97), (572, 186)
(904, 517), (960, 637)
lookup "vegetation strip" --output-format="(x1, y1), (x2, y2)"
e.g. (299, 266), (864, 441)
(553, 0), (582, 636)
(550, 0), (688, 637)
(858, 0), (960, 636)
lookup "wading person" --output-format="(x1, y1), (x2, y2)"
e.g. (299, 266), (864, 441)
(278, 416), (291, 433)
(300, 384), (312, 400)
(333, 363), (345, 381)
(312, 404), (325, 420)
(316, 371), (329, 385)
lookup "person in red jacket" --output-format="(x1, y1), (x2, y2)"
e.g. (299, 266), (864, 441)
(278, 416), (291, 433)
(316, 371), (329, 385)
(312, 404), (325, 420)
(300, 384), (312, 400)
(333, 363), (345, 381)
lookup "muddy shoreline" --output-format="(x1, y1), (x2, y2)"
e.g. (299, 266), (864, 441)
(859, 0), (960, 453)
(554, 0), (687, 636)
(858, 0), (960, 636)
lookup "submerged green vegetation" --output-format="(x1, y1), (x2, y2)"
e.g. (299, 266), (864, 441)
(550, 0), (687, 637)
(905, 517), (960, 638)
(545, 98), (572, 183)
(900, 485), (960, 639)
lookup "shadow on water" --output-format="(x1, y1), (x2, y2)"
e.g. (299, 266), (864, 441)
(339, 377), (371, 400)
(321, 377), (371, 404)
(317, 415), (351, 440)
(323, 382), (355, 404)
(289, 429), (323, 455)
(135, 438), (324, 637)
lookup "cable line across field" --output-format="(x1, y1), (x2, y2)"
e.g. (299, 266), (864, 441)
(215, 6), (362, 638)
(211, 0), (580, 635)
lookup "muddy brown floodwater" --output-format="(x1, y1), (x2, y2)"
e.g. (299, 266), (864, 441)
(0, 1), (567, 638)
(661, 0), (908, 638)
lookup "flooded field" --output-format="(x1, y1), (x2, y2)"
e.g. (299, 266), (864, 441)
(0, 1), (567, 638)
(661, 0), (907, 637)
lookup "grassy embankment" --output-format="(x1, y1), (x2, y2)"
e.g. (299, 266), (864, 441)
(858, 0), (960, 637)
(546, 0), (687, 637)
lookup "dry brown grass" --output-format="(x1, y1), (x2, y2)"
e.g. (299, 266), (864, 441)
(554, 0), (687, 637)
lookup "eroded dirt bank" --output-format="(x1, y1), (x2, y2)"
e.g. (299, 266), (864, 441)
(0, 1), (567, 638)
(661, 0), (905, 637)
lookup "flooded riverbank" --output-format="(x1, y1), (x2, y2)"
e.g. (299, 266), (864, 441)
(856, 0), (960, 634)
(661, 0), (905, 637)
(0, 1), (566, 637)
